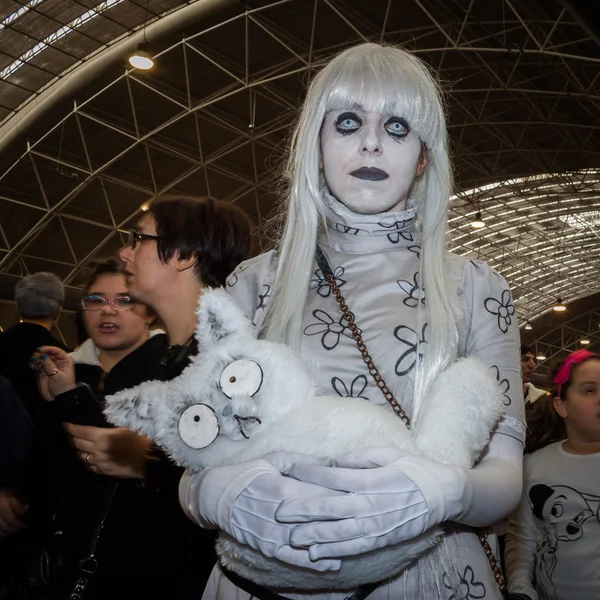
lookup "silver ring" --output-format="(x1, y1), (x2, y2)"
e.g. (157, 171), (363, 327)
(85, 452), (92, 465)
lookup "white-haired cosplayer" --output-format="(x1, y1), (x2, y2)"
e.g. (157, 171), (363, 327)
(105, 287), (503, 590)
(178, 43), (525, 600)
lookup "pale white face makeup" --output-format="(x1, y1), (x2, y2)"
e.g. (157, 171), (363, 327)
(320, 107), (427, 214)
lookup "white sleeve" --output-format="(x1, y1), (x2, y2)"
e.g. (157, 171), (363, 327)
(446, 259), (525, 527)
(462, 258), (526, 445)
(225, 250), (277, 325)
(505, 456), (539, 599)
(456, 432), (524, 527)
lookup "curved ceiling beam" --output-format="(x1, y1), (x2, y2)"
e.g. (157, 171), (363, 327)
(0, 0), (237, 155)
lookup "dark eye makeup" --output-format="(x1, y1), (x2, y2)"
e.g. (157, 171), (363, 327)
(384, 117), (410, 140)
(334, 112), (362, 135)
(332, 112), (411, 141)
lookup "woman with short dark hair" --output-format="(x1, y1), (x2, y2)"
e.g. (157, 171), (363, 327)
(30, 196), (253, 598)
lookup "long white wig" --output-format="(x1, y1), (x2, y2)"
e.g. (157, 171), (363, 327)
(261, 43), (459, 418)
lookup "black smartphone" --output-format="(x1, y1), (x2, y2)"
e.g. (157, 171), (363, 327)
(56, 383), (110, 428)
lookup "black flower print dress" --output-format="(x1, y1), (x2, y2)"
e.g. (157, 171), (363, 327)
(205, 194), (525, 600)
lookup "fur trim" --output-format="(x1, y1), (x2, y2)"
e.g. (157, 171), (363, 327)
(70, 329), (164, 366)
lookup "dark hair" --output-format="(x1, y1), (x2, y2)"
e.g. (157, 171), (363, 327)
(83, 257), (125, 294)
(521, 345), (534, 357)
(148, 196), (253, 288)
(525, 394), (565, 454)
(525, 351), (600, 454)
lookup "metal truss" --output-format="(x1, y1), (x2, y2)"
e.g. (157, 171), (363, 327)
(0, 0), (598, 337)
(526, 306), (600, 379)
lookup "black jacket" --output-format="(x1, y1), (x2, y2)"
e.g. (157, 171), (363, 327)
(0, 375), (33, 487)
(0, 323), (71, 520)
(3, 334), (216, 600)
(63, 334), (217, 599)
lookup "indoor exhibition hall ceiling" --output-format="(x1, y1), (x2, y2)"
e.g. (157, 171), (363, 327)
(0, 0), (598, 352)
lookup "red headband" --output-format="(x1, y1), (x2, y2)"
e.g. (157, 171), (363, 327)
(552, 349), (598, 397)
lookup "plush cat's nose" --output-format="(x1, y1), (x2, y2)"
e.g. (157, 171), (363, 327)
(222, 405), (233, 417)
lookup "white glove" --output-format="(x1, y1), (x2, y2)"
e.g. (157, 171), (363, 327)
(180, 452), (344, 571)
(276, 449), (472, 560)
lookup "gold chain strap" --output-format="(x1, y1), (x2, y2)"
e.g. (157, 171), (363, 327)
(319, 258), (506, 597)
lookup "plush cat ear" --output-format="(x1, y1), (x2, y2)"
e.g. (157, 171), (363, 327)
(104, 379), (170, 438)
(196, 287), (254, 349)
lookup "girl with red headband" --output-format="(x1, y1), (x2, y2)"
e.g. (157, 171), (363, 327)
(505, 349), (600, 600)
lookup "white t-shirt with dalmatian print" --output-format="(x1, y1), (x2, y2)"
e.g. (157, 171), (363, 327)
(506, 441), (600, 600)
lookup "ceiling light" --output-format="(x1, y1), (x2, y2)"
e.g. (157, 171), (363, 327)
(536, 354), (546, 361)
(129, 42), (154, 70)
(524, 322), (533, 330)
(471, 212), (485, 229)
(140, 201), (150, 212)
(553, 298), (566, 312)
(580, 339), (591, 345)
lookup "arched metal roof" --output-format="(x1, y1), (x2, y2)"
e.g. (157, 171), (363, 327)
(0, 0), (598, 345)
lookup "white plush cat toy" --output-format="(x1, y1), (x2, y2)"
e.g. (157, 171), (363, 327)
(104, 287), (503, 591)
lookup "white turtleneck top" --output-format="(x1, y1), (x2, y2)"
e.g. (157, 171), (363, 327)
(198, 196), (525, 600)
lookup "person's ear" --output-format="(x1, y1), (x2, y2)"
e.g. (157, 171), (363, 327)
(553, 395), (567, 419)
(174, 254), (197, 273)
(416, 146), (428, 177)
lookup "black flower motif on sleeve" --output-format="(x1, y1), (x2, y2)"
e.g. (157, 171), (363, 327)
(310, 266), (346, 298)
(303, 309), (358, 351)
(408, 245), (421, 258)
(226, 265), (248, 287)
(397, 272), (425, 308)
(378, 218), (414, 244)
(394, 323), (427, 377)
(257, 284), (271, 311)
(490, 365), (511, 406)
(484, 289), (515, 334)
(331, 375), (368, 400)
(443, 565), (486, 599)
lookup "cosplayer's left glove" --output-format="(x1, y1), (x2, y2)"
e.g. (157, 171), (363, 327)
(276, 450), (471, 560)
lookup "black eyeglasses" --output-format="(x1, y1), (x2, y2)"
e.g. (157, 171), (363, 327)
(127, 229), (160, 250)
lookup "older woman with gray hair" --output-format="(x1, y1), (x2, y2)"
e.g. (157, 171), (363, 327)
(0, 272), (69, 416)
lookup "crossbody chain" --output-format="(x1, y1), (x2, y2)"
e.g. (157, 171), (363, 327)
(315, 247), (506, 597)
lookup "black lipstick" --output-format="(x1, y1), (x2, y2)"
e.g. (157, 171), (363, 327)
(350, 167), (389, 181)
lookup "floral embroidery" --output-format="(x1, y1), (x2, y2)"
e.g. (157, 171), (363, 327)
(443, 566), (486, 599)
(331, 375), (368, 399)
(394, 323), (427, 376)
(310, 266), (346, 298)
(490, 365), (511, 405)
(484, 289), (515, 334)
(397, 272), (425, 308)
(408, 245), (421, 258)
(226, 265), (248, 287)
(378, 218), (414, 244)
(333, 222), (361, 235)
(303, 309), (358, 351)
(257, 284), (271, 311)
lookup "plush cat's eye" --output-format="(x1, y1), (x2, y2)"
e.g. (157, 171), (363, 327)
(178, 404), (219, 449)
(219, 360), (263, 398)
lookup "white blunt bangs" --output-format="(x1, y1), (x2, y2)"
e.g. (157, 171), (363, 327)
(320, 44), (445, 150)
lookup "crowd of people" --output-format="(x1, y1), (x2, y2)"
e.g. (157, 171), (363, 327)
(0, 42), (597, 600)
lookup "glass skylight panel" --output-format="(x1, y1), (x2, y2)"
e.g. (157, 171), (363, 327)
(0, 0), (125, 81)
(0, 0), (45, 31)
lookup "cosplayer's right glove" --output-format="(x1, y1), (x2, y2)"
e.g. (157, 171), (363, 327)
(179, 452), (344, 572)
(276, 451), (470, 560)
